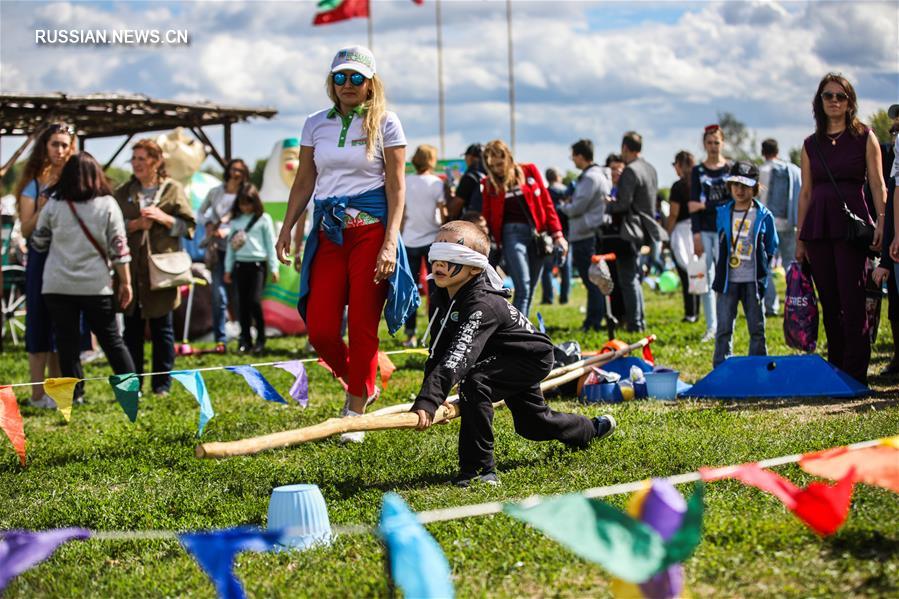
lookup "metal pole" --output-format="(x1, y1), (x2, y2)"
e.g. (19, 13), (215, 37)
(505, 0), (516, 153)
(367, 0), (373, 50)
(436, 0), (446, 158)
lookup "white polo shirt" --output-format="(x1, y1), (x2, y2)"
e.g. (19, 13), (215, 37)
(301, 107), (406, 200)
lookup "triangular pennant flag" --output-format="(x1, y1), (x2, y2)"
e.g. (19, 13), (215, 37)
(225, 366), (286, 404)
(0, 528), (90, 592)
(0, 387), (26, 466)
(313, 0), (369, 26)
(109, 374), (140, 423)
(881, 435), (899, 449)
(378, 493), (454, 599)
(44, 378), (79, 422)
(316, 358), (348, 391)
(172, 371), (215, 437)
(642, 343), (655, 366)
(505, 493), (667, 583)
(273, 361), (309, 407)
(179, 527), (282, 599)
(536, 312), (546, 334)
(377, 351), (396, 389)
(700, 463), (855, 536)
(800, 445), (899, 494)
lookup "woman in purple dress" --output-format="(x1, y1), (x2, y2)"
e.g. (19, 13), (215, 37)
(795, 73), (887, 384)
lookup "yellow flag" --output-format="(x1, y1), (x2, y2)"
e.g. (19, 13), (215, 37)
(881, 436), (899, 450)
(44, 377), (80, 422)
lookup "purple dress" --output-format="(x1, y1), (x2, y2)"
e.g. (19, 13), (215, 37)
(800, 128), (871, 241)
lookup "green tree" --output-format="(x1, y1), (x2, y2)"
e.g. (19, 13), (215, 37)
(717, 111), (759, 163)
(104, 166), (132, 189)
(869, 109), (892, 144)
(251, 159), (267, 189)
(788, 147), (802, 167)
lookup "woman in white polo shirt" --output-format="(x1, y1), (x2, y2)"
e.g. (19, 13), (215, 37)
(276, 45), (418, 443)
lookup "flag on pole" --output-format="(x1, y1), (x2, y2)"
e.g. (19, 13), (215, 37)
(313, 0), (369, 26)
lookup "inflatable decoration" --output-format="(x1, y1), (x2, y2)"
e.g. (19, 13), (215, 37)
(259, 138), (300, 222)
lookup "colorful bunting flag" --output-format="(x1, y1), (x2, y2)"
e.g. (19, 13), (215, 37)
(700, 463), (855, 536)
(377, 351), (396, 389)
(799, 444), (899, 494)
(225, 366), (286, 404)
(273, 361), (309, 407)
(43, 378), (79, 422)
(642, 343), (655, 366)
(312, 0), (368, 26)
(0, 528), (90, 592)
(504, 484), (704, 584)
(536, 312), (546, 334)
(378, 493), (455, 599)
(179, 527), (282, 599)
(109, 374), (140, 423)
(0, 387), (26, 466)
(172, 371), (215, 437)
(881, 435), (899, 449)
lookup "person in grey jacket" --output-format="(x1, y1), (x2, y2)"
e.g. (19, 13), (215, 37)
(606, 131), (658, 332)
(560, 139), (611, 331)
(32, 153), (136, 404)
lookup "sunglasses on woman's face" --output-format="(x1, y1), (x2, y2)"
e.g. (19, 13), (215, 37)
(333, 72), (366, 87)
(821, 91), (849, 103)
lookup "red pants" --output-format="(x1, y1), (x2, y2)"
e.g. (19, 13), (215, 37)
(306, 223), (388, 398)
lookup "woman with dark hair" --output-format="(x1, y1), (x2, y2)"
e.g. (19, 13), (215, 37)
(198, 158), (249, 353)
(480, 139), (567, 317)
(223, 185), (278, 353)
(13, 122), (76, 408)
(114, 139), (196, 395)
(795, 73), (886, 384)
(666, 150), (700, 323)
(31, 153), (135, 404)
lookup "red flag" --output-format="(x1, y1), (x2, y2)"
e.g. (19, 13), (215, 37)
(313, 0), (369, 26)
(700, 463), (855, 536)
(800, 444), (899, 494)
(0, 386), (26, 466)
(377, 351), (396, 389)
(642, 343), (655, 366)
(412, 0), (425, 4)
(316, 358), (349, 391)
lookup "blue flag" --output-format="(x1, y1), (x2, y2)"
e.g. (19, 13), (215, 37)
(225, 366), (286, 404)
(172, 370), (215, 436)
(179, 527), (282, 599)
(378, 493), (454, 599)
(536, 311), (546, 334)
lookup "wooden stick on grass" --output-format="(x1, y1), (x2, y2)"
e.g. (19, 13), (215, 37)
(195, 335), (655, 459)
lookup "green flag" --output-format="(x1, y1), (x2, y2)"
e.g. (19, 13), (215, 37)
(109, 374), (140, 423)
(661, 483), (704, 568)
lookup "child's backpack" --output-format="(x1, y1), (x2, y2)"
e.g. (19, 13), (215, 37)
(783, 261), (818, 352)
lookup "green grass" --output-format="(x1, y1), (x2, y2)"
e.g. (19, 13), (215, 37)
(2, 275), (898, 598)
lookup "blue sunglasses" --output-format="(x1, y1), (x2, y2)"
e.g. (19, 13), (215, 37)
(333, 72), (366, 87)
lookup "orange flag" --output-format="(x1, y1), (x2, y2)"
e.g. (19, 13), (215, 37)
(800, 443), (899, 494)
(0, 386), (26, 466)
(377, 351), (396, 389)
(44, 377), (79, 422)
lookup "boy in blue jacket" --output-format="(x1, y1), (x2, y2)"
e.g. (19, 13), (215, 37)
(712, 162), (778, 367)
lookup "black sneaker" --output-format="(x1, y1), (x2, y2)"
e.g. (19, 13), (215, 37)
(592, 414), (617, 441)
(452, 472), (500, 488)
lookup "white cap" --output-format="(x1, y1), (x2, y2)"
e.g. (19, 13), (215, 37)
(330, 46), (376, 79)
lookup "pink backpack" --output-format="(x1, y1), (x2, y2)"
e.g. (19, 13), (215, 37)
(783, 261), (818, 352)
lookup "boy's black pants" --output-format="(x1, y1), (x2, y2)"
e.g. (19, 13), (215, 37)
(457, 350), (595, 476)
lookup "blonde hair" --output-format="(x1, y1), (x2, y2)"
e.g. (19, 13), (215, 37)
(411, 144), (437, 174)
(483, 139), (522, 194)
(326, 73), (387, 161)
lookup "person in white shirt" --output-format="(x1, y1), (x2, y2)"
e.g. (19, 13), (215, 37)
(401, 143), (446, 346)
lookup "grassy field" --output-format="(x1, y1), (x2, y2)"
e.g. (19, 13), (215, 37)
(1, 275), (898, 598)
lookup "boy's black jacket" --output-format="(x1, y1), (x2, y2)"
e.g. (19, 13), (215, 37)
(411, 273), (554, 416)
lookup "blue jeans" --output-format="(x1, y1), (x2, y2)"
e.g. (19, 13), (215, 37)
(615, 240), (644, 331)
(571, 236), (605, 329)
(713, 281), (767, 367)
(502, 223), (543, 317)
(210, 249), (229, 343)
(764, 227), (795, 315)
(700, 231), (719, 334)
(541, 249), (571, 304)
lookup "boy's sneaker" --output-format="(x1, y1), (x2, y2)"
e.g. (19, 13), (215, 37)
(339, 406), (365, 444)
(592, 414), (617, 441)
(28, 394), (57, 409)
(452, 472), (500, 488)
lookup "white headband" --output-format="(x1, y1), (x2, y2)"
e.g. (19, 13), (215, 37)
(427, 242), (504, 290)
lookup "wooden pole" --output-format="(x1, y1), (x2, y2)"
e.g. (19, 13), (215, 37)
(103, 134), (135, 171)
(0, 133), (36, 179)
(196, 336), (656, 459)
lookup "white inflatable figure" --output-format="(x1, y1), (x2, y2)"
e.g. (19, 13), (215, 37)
(259, 138), (307, 337)
(155, 128), (220, 259)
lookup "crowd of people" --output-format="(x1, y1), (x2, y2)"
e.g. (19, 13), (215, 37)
(7, 45), (898, 464)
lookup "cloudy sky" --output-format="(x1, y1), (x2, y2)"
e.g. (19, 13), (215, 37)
(1, 0), (896, 186)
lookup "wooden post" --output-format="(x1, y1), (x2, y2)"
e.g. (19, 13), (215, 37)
(223, 122), (232, 163)
(103, 134), (135, 171)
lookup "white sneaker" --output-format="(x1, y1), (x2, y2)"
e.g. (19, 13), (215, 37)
(700, 330), (715, 343)
(339, 407), (365, 444)
(28, 394), (57, 409)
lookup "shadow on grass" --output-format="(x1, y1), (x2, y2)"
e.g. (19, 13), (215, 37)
(827, 530), (899, 595)
(711, 394), (898, 414)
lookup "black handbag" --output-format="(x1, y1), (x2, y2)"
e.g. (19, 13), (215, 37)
(811, 136), (875, 250)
